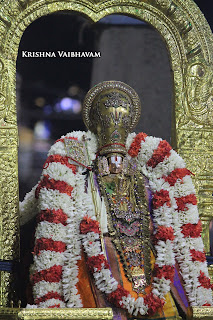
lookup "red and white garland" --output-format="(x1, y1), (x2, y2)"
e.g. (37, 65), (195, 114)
(21, 131), (212, 314)
(80, 215), (167, 316)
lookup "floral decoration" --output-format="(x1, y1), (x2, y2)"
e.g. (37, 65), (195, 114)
(80, 216), (100, 234)
(181, 220), (202, 238)
(198, 272), (213, 290)
(128, 132), (147, 157)
(20, 130), (212, 312)
(87, 254), (109, 273)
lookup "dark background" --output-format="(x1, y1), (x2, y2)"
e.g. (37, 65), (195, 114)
(17, 1), (213, 200)
(17, 0), (213, 111)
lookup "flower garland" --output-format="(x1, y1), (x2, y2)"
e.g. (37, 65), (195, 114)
(21, 130), (212, 312)
(26, 131), (97, 308)
(80, 216), (167, 316)
(78, 132), (212, 315)
(131, 133), (212, 307)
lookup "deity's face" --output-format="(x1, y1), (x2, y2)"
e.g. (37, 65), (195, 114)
(107, 154), (123, 174)
(91, 88), (132, 154)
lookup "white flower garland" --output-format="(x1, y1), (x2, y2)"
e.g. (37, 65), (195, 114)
(23, 130), (212, 312)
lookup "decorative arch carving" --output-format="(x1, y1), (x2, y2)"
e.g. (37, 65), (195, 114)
(0, 0), (212, 309)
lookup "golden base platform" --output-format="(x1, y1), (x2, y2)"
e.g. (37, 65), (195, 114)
(191, 307), (213, 320)
(0, 308), (113, 320)
(1, 307), (213, 320)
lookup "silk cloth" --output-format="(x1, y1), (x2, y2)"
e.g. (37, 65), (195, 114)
(76, 237), (181, 320)
(76, 176), (186, 319)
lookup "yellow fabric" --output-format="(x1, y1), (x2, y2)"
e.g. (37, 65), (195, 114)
(117, 251), (180, 320)
(77, 249), (180, 319)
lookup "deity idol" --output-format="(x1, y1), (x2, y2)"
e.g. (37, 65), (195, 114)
(20, 81), (212, 319)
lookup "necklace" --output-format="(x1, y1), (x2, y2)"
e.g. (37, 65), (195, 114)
(95, 159), (152, 294)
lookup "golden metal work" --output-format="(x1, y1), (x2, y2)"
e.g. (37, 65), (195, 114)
(191, 307), (213, 319)
(0, 0), (212, 314)
(83, 80), (141, 155)
(207, 265), (213, 285)
(0, 307), (113, 319)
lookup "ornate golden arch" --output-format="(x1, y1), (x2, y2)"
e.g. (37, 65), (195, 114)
(0, 0), (212, 313)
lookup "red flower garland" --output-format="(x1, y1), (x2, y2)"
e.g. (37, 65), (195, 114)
(48, 304), (60, 308)
(107, 285), (129, 308)
(128, 133), (147, 157)
(87, 254), (109, 272)
(154, 226), (175, 243)
(153, 265), (175, 282)
(190, 249), (206, 262)
(198, 271), (213, 290)
(33, 238), (66, 255)
(31, 265), (63, 284)
(147, 140), (172, 168)
(55, 136), (78, 143)
(175, 194), (197, 211)
(181, 221), (202, 238)
(37, 209), (68, 226)
(43, 154), (77, 173)
(144, 293), (165, 316)
(80, 216), (175, 316)
(30, 132), (212, 310)
(35, 292), (63, 304)
(35, 174), (73, 199)
(80, 216), (100, 234)
(152, 190), (171, 209)
(163, 168), (193, 186)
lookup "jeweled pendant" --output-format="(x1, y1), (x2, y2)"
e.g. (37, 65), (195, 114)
(132, 267), (147, 293)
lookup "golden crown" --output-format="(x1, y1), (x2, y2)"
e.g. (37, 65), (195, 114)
(83, 81), (141, 155)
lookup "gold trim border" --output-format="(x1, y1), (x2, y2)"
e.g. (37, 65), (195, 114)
(0, 308), (113, 320)
(192, 307), (213, 320)
(1, 307), (213, 319)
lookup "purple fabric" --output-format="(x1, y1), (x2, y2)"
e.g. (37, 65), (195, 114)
(174, 266), (189, 309)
